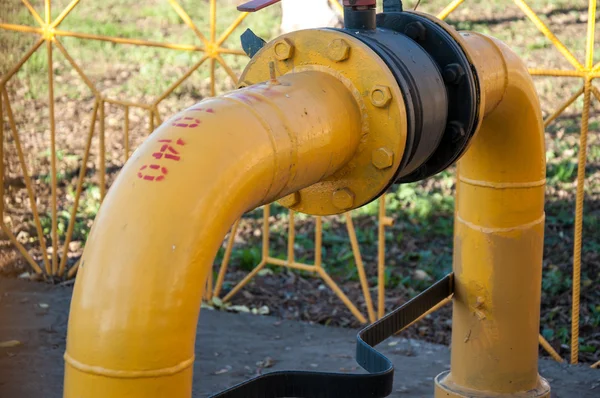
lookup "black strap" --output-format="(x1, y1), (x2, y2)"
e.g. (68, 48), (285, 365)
(210, 274), (453, 398)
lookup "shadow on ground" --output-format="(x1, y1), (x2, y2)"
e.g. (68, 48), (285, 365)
(0, 278), (598, 397)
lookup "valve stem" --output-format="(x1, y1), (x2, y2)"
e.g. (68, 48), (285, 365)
(268, 61), (280, 85)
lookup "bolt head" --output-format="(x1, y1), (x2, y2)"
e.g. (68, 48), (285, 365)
(327, 39), (351, 62)
(372, 147), (395, 169)
(332, 188), (355, 210)
(443, 63), (465, 84)
(370, 85), (392, 108)
(448, 121), (465, 143)
(279, 192), (300, 207)
(404, 21), (426, 42)
(274, 38), (294, 60)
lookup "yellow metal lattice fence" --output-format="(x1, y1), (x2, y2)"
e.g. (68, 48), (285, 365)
(1, 0), (598, 367)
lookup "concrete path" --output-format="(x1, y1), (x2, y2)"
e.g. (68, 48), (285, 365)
(0, 278), (598, 397)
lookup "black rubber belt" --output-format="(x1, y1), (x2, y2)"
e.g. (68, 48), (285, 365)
(210, 273), (453, 398)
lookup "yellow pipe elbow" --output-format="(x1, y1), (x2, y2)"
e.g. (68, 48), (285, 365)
(63, 71), (364, 397)
(436, 33), (550, 396)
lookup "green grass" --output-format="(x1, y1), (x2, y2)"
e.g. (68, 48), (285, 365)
(2, 0), (599, 360)
(4, 0), (282, 99)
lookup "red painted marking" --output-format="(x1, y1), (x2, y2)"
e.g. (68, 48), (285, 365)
(190, 107), (215, 114)
(138, 163), (169, 182)
(152, 140), (182, 161)
(138, 137), (184, 182)
(172, 116), (201, 128)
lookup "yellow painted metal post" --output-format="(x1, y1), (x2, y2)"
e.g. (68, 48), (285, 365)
(64, 71), (366, 397)
(435, 32), (550, 397)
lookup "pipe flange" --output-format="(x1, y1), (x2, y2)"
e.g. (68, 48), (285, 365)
(239, 29), (408, 216)
(376, 11), (480, 183)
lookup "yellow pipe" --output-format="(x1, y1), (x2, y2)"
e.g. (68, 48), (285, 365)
(63, 70), (364, 397)
(435, 32), (550, 397)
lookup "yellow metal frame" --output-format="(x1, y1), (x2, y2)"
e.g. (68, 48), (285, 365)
(1, 0), (598, 368)
(0, 0), (249, 278)
(212, 207), (377, 323)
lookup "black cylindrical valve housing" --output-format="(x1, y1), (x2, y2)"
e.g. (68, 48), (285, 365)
(336, 11), (479, 186)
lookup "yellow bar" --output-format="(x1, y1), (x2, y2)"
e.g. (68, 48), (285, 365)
(53, 39), (99, 95)
(53, 29), (205, 52)
(21, 0), (45, 26)
(64, 71), (364, 397)
(0, 37), (44, 86)
(45, 0), (50, 25)
(287, 211), (295, 264)
(329, 0), (343, 15)
(538, 334), (564, 363)
(266, 257), (317, 272)
(154, 56), (208, 105)
(436, 33), (549, 397)
(99, 100), (105, 200)
(591, 85), (600, 102)
(527, 68), (586, 77)
(210, 0), (216, 43)
(377, 197), (393, 319)
(218, 48), (246, 56)
(59, 100), (100, 276)
(209, 58), (216, 97)
(437, 0), (465, 20)
(544, 87), (583, 128)
(50, 0), (80, 28)
(167, 0), (208, 45)
(317, 268), (367, 323)
(0, 94), (4, 216)
(47, 39), (59, 275)
(148, 109), (154, 135)
(67, 257), (81, 279)
(401, 297), (451, 334)
(2, 89), (52, 275)
(216, 54), (238, 85)
(570, 78), (592, 364)
(0, 22), (43, 35)
(213, 219), (240, 298)
(216, 12), (248, 47)
(124, 106), (130, 161)
(314, 216), (322, 267)
(513, 0), (582, 70)
(222, 260), (267, 302)
(585, 0), (596, 69)
(152, 107), (162, 126)
(0, 224), (44, 275)
(261, 205), (270, 259)
(345, 213), (375, 323)
(103, 98), (151, 109)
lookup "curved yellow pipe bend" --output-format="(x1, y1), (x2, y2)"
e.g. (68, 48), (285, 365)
(436, 33), (550, 396)
(63, 71), (363, 397)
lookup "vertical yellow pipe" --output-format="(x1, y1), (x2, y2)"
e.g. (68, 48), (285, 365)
(99, 100), (106, 200)
(47, 38), (59, 275)
(436, 33), (550, 397)
(64, 71), (364, 398)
